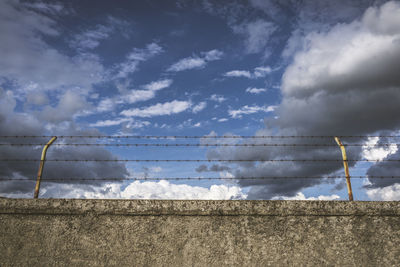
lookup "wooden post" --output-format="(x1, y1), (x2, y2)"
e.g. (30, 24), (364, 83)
(334, 137), (353, 201)
(34, 136), (57, 198)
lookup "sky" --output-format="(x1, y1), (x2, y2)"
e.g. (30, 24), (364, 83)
(1, 0), (400, 200)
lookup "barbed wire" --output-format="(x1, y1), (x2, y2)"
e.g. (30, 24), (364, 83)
(0, 135), (400, 139)
(1, 159), (399, 162)
(0, 143), (398, 147)
(1, 175), (399, 181)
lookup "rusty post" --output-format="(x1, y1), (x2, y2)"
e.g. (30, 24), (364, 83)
(334, 137), (353, 201)
(34, 136), (57, 198)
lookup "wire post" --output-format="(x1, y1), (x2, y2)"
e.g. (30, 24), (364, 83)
(334, 137), (353, 201)
(34, 136), (57, 199)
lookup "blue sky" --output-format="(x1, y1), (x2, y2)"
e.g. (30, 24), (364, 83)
(1, 0), (400, 200)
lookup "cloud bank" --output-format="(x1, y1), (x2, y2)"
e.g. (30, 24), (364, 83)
(208, 1), (400, 199)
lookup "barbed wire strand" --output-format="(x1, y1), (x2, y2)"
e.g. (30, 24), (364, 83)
(0, 176), (400, 181)
(1, 159), (400, 162)
(0, 135), (400, 139)
(1, 176), (400, 181)
(0, 143), (399, 147)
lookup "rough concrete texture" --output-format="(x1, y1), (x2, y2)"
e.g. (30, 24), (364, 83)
(0, 199), (399, 266)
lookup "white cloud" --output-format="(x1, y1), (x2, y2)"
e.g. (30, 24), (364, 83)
(177, 118), (203, 129)
(123, 79), (173, 104)
(253, 66), (272, 77)
(362, 1), (400, 35)
(192, 101), (207, 113)
(125, 90), (156, 104)
(233, 19), (277, 54)
(228, 105), (277, 118)
(218, 118), (228, 122)
(246, 87), (267, 94)
(273, 192), (340, 200)
(366, 184), (400, 201)
(282, 1), (400, 97)
(39, 90), (92, 123)
(30, 180), (247, 200)
(120, 180), (247, 200)
(362, 137), (398, 161)
(142, 79), (173, 91)
(22, 2), (66, 15)
(231, 1), (400, 199)
(224, 70), (252, 78)
(167, 49), (223, 72)
(70, 24), (112, 50)
(125, 120), (151, 129)
(26, 91), (49, 105)
(96, 97), (120, 112)
(224, 66), (271, 79)
(201, 49), (224, 61)
(89, 118), (131, 127)
(94, 79), (173, 114)
(0, 1), (104, 92)
(121, 100), (191, 117)
(129, 43), (163, 60)
(210, 94), (226, 103)
(168, 57), (206, 72)
(115, 43), (163, 78)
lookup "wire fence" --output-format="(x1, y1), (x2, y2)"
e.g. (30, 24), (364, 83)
(0, 135), (399, 199)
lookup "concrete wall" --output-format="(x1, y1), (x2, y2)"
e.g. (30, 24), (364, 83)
(1, 199), (399, 266)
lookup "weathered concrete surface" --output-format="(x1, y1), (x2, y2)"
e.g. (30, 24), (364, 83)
(0, 199), (399, 266)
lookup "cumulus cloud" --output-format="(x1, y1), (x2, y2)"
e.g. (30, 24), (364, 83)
(207, 1), (400, 199)
(0, 89), (130, 197)
(121, 100), (191, 117)
(167, 49), (223, 72)
(26, 91), (49, 106)
(119, 180), (247, 199)
(10, 180), (247, 200)
(39, 90), (92, 123)
(275, 1), (400, 192)
(366, 184), (400, 201)
(0, 1), (104, 92)
(362, 137), (398, 161)
(272, 192), (340, 200)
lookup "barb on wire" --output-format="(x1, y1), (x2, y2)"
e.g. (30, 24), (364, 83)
(1, 175), (399, 181)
